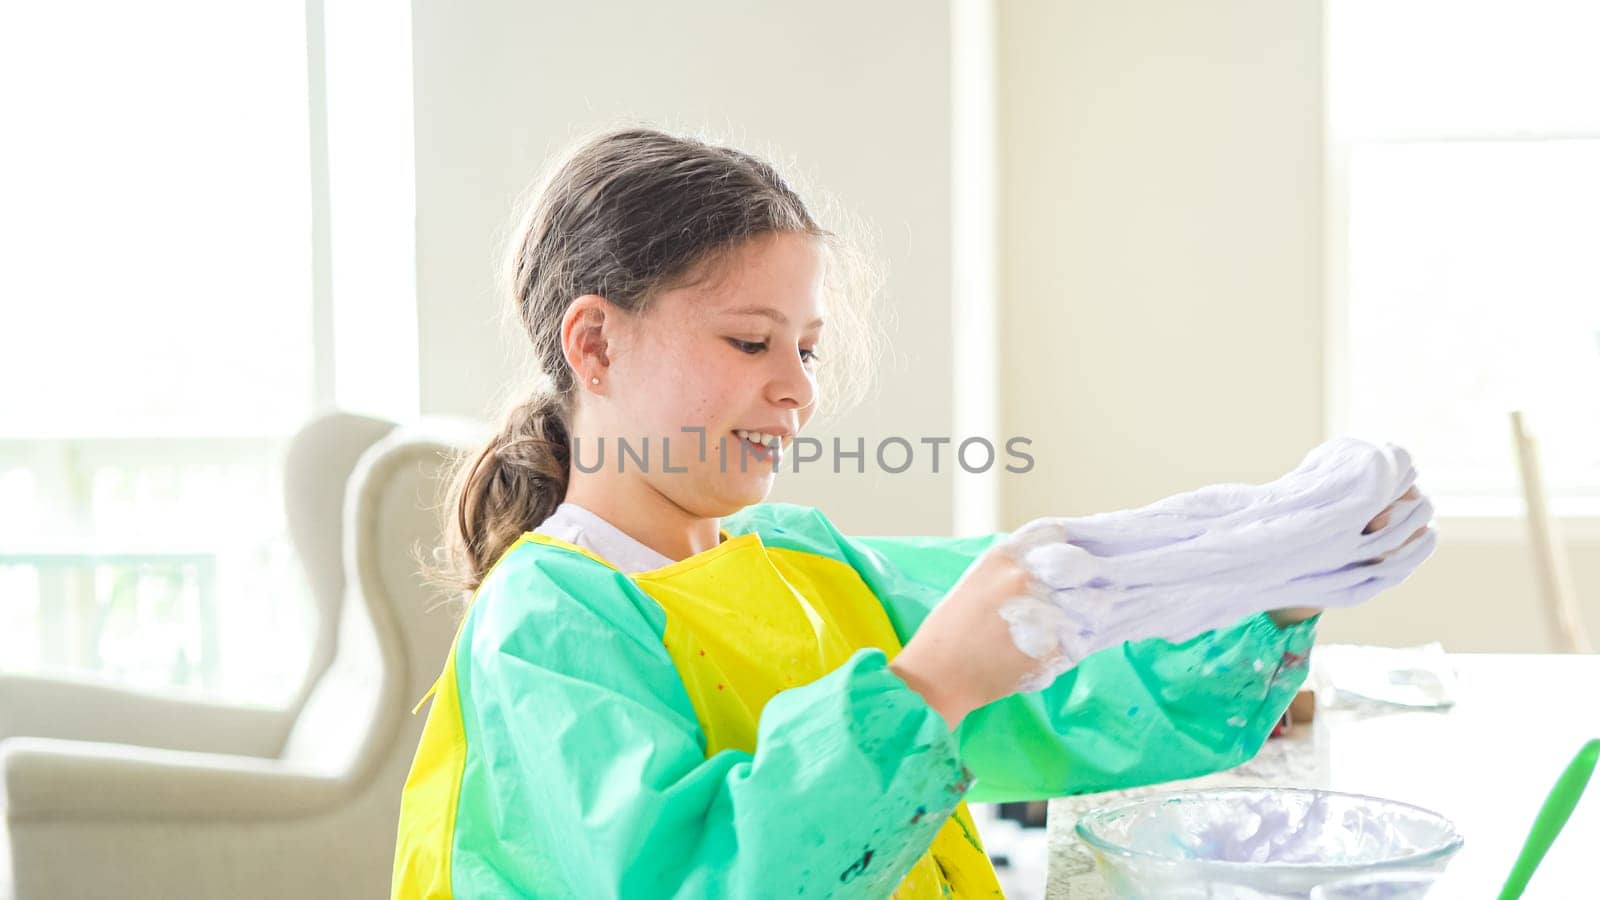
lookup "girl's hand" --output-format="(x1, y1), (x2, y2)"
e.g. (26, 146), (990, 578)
(1362, 485), (1423, 538)
(893, 481), (1439, 728)
(888, 546), (1054, 731)
(1269, 485), (1430, 626)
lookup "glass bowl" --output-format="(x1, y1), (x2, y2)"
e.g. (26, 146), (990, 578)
(1309, 871), (1444, 899)
(1074, 787), (1463, 899)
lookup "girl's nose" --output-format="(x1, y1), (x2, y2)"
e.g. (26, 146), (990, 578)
(768, 350), (817, 411)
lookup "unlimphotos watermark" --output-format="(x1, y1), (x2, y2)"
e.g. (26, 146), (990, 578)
(567, 428), (1035, 475)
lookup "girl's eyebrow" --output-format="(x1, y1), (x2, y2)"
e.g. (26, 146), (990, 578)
(722, 305), (824, 329)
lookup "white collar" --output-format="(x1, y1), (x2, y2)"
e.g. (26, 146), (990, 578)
(533, 501), (678, 574)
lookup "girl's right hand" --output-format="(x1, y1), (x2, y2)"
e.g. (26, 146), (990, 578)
(888, 542), (1061, 730)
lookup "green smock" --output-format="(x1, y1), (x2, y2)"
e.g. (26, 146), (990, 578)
(392, 502), (1316, 898)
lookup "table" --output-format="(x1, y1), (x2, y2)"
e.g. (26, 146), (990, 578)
(1045, 654), (1600, 897)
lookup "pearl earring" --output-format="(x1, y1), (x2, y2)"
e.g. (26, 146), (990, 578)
(590, 377), (600, 385)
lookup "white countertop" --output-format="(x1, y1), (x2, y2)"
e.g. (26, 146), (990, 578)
(1044, 653), (1600, 898)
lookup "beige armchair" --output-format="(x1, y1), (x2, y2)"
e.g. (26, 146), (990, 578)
(0, 413), (483, 900)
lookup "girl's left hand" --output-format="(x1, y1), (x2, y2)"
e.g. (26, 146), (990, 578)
(1269, 485), (1430, 626)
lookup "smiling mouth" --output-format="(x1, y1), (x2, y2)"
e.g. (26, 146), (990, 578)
(731, 429), (786, 452)
(729, 429), (792, 464)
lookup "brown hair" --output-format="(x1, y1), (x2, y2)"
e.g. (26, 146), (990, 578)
(430, 125), (883, 597)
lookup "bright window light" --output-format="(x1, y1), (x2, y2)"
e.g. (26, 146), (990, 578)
(0, 2), (315, 439)
(0, 2), (321, 703)
(1330, 0), (1600, 505)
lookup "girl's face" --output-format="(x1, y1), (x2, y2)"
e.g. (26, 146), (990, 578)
(600, 231), (825, 517)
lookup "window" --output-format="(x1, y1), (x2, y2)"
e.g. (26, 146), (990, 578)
(0, 3), (325, 703)
(1328, 0), (1600, 512)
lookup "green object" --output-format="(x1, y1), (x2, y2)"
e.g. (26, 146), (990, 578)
(392, 502), (1319, 897)
(1497, 738), (1600, 899)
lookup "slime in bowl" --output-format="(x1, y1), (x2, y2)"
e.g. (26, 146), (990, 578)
(1074, 787), (1463, 899)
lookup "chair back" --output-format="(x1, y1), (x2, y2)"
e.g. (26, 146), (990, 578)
(283, 411), (400, 716)
(1510, 409), (1593, 653)
(280, 418), (485, 779)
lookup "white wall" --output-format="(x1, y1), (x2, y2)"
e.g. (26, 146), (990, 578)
(408, 0), (958, 535)
(995, 0), (1599, 651)
(998, 0), (1326, 518)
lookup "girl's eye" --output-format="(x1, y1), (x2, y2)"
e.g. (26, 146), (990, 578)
(728, 338), (821, 364)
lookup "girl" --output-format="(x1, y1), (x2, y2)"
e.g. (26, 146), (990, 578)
(391, 127), (1422, 898)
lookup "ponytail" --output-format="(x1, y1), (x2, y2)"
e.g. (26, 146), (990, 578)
(431, 391), (572, 597)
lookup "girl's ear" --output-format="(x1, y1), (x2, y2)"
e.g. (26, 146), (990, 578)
(561, 294), (613, 388)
